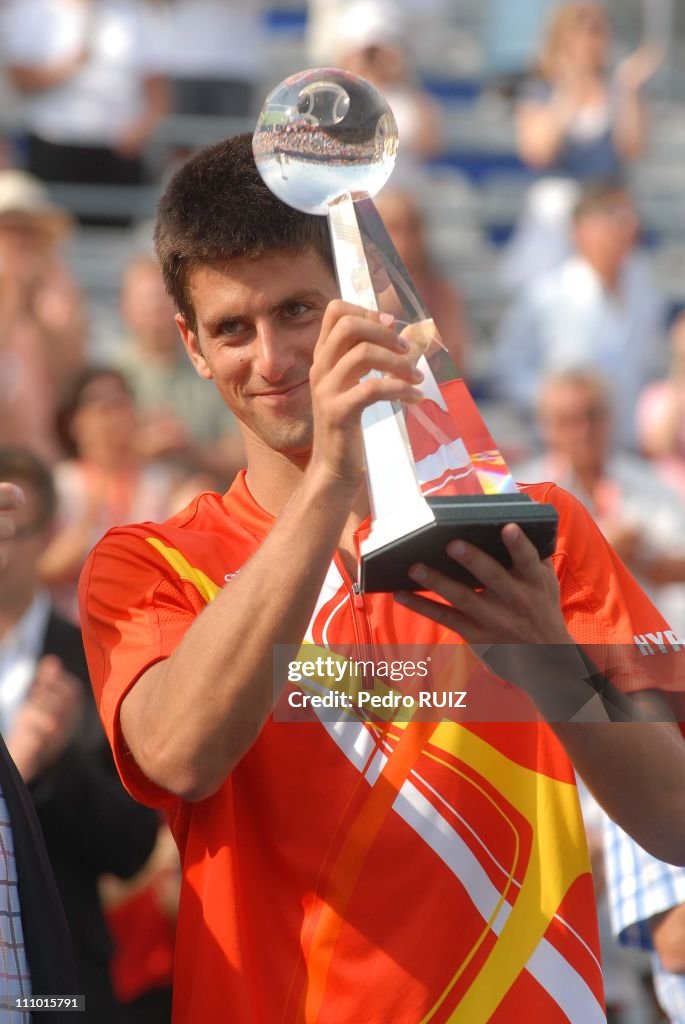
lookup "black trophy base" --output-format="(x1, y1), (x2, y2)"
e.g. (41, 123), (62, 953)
(359, 493), (559, 593)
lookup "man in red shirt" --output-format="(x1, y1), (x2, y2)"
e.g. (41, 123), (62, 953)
(80, 134), (685, 1023)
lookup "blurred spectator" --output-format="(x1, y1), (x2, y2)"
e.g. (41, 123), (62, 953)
(517, 370), (685, 635)
(637, 308), (685, 502)
(374, 186), (471, 376)
(0, 482), (24, 568)
(0, 477), (78, 1020)
(100, 824), (179, 1024)
(578, 780), (656, 1024)
(517, 3), (658, 179)
(0, 446), (158, 1023)
(159, 0), (265, 118)
(605, 815), (685, 1024)
(112, 254), (245, 485)
(1, 0), (168, 221)
(40, 367), (181, 620)
(502, 2), (661, 287)
(330, 2), (443, 164)
(0, 169), (87, 461)
(306, 0), (449, 70)
(492, 180), (666, 449)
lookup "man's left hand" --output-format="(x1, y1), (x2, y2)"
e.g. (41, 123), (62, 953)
(396, 523), (570, 646)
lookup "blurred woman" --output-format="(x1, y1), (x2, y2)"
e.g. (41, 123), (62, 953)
(517, 2), (659, 178)
(40, 368), (180, 620)
(503, 2), (661, 288)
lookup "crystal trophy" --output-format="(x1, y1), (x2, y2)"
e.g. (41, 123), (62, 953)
(253, 68), (558, 592)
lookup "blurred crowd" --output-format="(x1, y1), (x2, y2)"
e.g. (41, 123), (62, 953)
(0, 0), (684, 1021)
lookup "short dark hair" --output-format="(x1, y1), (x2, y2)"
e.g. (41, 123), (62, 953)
(0, 447), (57, 529)
(154, 133), (334, 331)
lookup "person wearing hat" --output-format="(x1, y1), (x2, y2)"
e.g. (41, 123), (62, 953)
(331, 2), (444, 164)
(0, 170), (86, 461)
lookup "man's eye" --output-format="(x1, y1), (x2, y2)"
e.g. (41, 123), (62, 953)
(281, 303), (310, 319)
(219, 320), (245, 337)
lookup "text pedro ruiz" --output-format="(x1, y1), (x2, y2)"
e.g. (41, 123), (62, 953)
(285, 655), (468, 710)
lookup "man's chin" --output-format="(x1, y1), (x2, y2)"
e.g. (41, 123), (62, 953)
(245, 420), (313, 459)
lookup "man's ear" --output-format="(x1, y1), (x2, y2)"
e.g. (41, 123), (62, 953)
(176, 313), (213, 381)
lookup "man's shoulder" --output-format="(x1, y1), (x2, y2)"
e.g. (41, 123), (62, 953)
(108, 488), (226, 536)
(518, 478), (558, 505)
(81, 489), (235, 579)
(517, 479), (601, 555)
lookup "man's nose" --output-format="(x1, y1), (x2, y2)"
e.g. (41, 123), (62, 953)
(253, 322), (294, 381)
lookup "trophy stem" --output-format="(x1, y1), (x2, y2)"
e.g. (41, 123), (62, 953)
(327, 196), (435, 545)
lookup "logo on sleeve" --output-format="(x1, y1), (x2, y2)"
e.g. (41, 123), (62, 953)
(633, 631), (684, 655)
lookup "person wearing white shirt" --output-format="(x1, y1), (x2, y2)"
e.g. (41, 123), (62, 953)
(491, 181), (666, 449)
(1, 0), (168, 206)
(0, 446), (157, 1023)
(159, 0), (266, 117)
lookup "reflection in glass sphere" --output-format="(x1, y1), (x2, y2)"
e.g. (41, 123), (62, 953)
(253, 68), (398, 215)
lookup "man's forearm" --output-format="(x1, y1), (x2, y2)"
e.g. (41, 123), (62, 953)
(502, 644), (685, 865)
(554, 717), (685, 865)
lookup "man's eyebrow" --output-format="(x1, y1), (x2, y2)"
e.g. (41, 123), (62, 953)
(202, 290), (328, 334)
(270, 289), (329, 311)
(203, 312), (242, 334)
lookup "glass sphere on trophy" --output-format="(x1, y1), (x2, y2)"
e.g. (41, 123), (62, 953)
(253, 68), (558, 592)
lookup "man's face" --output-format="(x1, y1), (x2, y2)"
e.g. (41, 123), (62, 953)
(176, 250), (338, 457)
(539, 381), (611, 473)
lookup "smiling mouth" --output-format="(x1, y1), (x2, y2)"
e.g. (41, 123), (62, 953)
(252, 381), (309, 398)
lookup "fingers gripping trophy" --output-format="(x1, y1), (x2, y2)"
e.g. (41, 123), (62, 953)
(253, 69), (558, 592)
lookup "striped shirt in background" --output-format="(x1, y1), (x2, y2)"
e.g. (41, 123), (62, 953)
(604, 816), (685, 1023)
(0, 785), (30, 1022)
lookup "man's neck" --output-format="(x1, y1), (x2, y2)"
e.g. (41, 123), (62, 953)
(243, 443), (310, 518)
(242, 439), (370, 578)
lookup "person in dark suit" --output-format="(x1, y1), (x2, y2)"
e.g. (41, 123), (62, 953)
(0, 448), (158, 1023)
(0, 479), (77, 1021)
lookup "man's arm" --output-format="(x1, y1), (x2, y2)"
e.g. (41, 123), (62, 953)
(105, 303), (423, 802)
(395, 524), (685, 866)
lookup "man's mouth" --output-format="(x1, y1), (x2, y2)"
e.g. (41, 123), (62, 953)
(252, 380), (309, 398)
